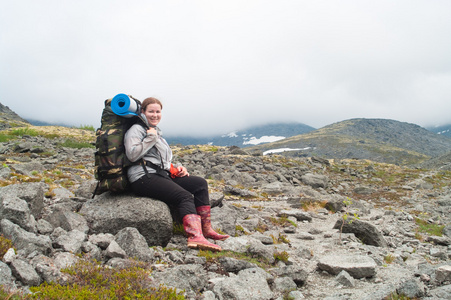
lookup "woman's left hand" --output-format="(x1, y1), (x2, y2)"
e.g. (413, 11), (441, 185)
(176, 166), (189, 177)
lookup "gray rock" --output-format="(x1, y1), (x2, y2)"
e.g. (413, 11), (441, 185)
(317, 255), (377, 279)
(335, 270), (355, 287)
(247, 238), (275, 264)
(114, 227), (154, 262)
(272, 276), (297, 293)
(105, 240), (127, 259)
(333, 219), (388, 247)
(53, 252), (79, 270)
(88, 233), (115, 249)
(219, 256), (257, 273)
(272, 265), (309, 287)
(261, 182), (294, 195)
(212, 267), (273, 300)
(30, 254), (69, 284)
(426, 235), (450, 246)
(10, 258), (42, 286)
(54, 230), (86, 254)
(153, 264), (208, 298)
(80, 192), (173, 247)
(36, 219), (54, 235)
(427, 284), (451, 299)
(74, 179), (97, 199)
(287, 290), (305, 299)
(210, 192), (225, 208)
(10, 161), (45, 177)
(0, 196), (36, 232)
(52, 187), (75, 199)
(396, 278), (425, 299)
(0, 261), (16, 290)
(1, 219), (52, 256)
(46, 207), (89, 234)
(436, 265), (451, 283)
(279, 209), (312, 222)
(300, 173), (328, 189)
(0, 182), (45, 218)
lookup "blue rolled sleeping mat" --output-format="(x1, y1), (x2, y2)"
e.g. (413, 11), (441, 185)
(111, 93), (141, 118)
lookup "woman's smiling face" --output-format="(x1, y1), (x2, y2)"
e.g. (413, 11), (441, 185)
(143, 103), (162, 127)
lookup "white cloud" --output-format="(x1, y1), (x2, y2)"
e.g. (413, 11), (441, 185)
(1, 1), (451, 136)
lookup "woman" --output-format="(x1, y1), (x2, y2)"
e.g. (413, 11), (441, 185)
(124, 97), (229, 252)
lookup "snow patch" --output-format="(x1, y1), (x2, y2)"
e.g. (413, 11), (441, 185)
(263, 147), (311, 155)
(222, 131), (238, 138)
(243, 136), (286, 145)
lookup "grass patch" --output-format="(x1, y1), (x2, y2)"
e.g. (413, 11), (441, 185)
(415, 218), (444, 237)
(384, 254), (396, 264)
(301, 200), (327, 212)
(198, 249), (272, 269)
(25, 259), (185, 300)
(0, 132), (16, 142)
(269, 216), (297, 228)
(0, 235), (14, 260)
(10, 127), (40, 137)
(274, 250), (290, 263)
(58, 139), (94, 149)
(75, 124), (96, 131)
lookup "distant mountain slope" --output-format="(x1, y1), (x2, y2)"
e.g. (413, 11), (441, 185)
(166, 122), (315, 147)
(0, 103), (30, 129)
(427, 124), (451, 138)
(247, 118), (451, 165)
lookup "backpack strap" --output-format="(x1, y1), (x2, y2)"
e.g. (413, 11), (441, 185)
(132, 117), (171, 180)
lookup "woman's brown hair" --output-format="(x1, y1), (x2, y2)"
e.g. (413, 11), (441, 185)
(141, 97), (163, 111)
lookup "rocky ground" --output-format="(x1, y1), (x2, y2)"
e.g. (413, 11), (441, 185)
(0, 133), (450, 299)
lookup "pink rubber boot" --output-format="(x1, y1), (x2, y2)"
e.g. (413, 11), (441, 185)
(182, 214), (221, 252)
(196, 206), (230, 241)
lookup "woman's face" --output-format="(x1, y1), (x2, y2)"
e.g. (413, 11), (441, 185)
(143, 103), (162, 127)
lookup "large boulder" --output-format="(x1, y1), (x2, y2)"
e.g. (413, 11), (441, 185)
(79, 192), (173, 247)
(333, 219), (388, 247)
(317, 255), (377, 279)
(0, 182), (45, 218)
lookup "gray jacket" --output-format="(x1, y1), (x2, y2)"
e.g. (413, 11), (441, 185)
(124, 114), (172, 183)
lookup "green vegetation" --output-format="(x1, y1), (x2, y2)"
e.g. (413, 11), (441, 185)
(385, 292), (412, 300)
(415, 218), (444, 237)
(198, 249), (272, 269)
(270, 233), (290, 244)
(172, 222), (185, 235)
(58, 139), (94, 149)
(384, 254), (396, 264)
(339, 197), (360, 244)
(0, 235), (14, 260)
(75, 124), (96, 131)
(273, 250), (290, 263)
(269, 216), (297, 228)
(0, 259), (185, 300)
(10, 127), (40, 137)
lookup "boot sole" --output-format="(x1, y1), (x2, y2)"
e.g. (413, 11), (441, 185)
(205, 235), (230, 241)
(187, 242), (221, 252)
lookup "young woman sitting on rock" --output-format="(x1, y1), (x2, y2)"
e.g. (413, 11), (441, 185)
(124, 97), (229, 252)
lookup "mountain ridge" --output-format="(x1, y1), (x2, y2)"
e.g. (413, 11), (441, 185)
(166, 122), (315, 147)
(247, 118), (451, 166)
(2, 102), (451, 166)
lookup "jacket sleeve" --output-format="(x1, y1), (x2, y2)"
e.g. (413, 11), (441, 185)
(124, 124), (158, 162)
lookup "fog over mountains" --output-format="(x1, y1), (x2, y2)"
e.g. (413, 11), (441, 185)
(165, 122), (316, 147)
(2, 102), (451, 166)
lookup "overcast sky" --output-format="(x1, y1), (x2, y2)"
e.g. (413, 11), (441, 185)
(1, 1), (450, 137)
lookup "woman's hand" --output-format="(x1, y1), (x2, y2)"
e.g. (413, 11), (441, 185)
(147, 127), (157, 135)
(176, 166), (189, 177)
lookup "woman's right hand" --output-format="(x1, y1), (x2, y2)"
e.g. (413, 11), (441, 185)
(147, 127), (157, 135)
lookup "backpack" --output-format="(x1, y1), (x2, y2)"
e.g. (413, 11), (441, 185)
(92, 95), (148, 198)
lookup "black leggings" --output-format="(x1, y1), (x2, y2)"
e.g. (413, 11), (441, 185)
(130, 174), (210, 218)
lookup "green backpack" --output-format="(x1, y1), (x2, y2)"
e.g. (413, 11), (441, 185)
(92, 96), (147, 197)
